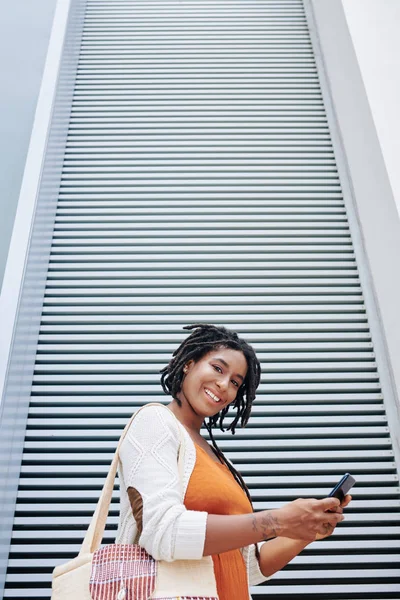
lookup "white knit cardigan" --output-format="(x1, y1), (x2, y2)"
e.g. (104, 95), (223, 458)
(116, 403), (270, 590)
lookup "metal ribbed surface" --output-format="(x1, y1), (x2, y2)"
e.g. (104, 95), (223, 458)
(5, 0), (400, 598)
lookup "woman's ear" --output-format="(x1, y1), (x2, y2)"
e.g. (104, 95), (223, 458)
(183, 360), (194, 374)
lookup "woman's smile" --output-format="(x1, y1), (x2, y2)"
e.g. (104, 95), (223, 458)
(204, 387), (223, 404)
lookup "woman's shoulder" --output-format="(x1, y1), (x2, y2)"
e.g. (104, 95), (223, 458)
(136, 401), (179, 422)
(126, 402), (182, 438)
(119, 402), (194, 467)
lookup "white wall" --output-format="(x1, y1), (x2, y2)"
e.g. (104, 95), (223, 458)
(341, 0), (400, 219)
(0, 0), (55, 294)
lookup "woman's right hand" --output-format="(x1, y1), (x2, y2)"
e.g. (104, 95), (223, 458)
(272, 497), (345, 542)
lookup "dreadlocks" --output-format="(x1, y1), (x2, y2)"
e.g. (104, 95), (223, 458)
(160, 323), (261, 513)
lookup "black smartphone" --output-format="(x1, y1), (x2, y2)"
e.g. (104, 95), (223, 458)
(328, 473), (355, 502)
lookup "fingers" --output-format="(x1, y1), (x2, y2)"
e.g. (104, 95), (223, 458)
(341, 494), (352, 508)
(314, 521), (335, 541)
(332, 506), (343, 514)
(319, 497), (341, 512)
(279, 496), (348, 542)
(325, 511), (344, 527)
(321, 522), (334, 535)
(317, 497), (347, 535)
(313, 495), (353, 541)
(305, 495), (352, 542)
(316, 499), (344, 528)
(325, 511), (343, 525)
(321, 494), (353, 515)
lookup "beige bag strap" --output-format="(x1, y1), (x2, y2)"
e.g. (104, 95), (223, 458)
(80, 402), (185, 556)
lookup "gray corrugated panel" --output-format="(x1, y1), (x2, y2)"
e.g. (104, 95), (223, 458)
(7, 0), (400, 598)
(41, 309), (367, 319)
(63, 153), (333, 159)
(43, 285), (362, 294)
(60, 198), (339, 207)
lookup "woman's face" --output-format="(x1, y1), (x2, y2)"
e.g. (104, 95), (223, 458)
(178, 347), (248, 419)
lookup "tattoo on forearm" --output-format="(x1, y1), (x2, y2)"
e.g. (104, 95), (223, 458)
(251, 512), (280, 541)
(250, 514), (258, 535)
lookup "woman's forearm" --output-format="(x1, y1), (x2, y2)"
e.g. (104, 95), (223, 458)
(203, 498), (343, 557)
(258, 537), (309, 577)
(204, 516), (309, 569)
(203, 511), (277, 556)
(203, 511), (309, 564)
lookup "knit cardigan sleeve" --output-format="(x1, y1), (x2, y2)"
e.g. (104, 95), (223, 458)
(118, 404), (208, 562)
(241, 542), (271, 586)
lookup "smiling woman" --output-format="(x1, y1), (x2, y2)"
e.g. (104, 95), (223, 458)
(116, 324), (350, 600)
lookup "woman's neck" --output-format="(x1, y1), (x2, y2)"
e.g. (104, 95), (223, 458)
(167, 397), (203, 434)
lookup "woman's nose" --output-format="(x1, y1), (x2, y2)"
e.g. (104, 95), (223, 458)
(216, 376), (229, 391)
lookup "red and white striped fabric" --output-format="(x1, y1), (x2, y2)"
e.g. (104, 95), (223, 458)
(89, 543), (219, 600)
(89, 544), (157, 600)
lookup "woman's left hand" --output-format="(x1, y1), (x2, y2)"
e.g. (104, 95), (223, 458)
(314, 494), (352, 540)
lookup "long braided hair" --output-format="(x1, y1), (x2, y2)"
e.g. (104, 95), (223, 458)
(160, 324), (261, 514)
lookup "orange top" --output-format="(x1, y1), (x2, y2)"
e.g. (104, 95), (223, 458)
(184, 444), (253, 600)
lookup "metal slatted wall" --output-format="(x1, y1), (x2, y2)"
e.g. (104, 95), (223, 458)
(5, 0), (400, 598)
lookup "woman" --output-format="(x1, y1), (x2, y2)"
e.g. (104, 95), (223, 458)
(116, 324), (350, 599)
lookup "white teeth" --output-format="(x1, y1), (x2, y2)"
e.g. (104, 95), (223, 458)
(205, 388), (221, 403)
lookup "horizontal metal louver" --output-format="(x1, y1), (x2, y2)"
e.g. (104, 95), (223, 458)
(5, 0), (400, 598)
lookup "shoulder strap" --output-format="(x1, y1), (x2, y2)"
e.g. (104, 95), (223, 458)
(80, 402), (185, 555)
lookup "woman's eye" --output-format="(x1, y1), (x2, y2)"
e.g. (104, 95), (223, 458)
(231, 380), (239, 387)
(213, 365), (222, 373)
